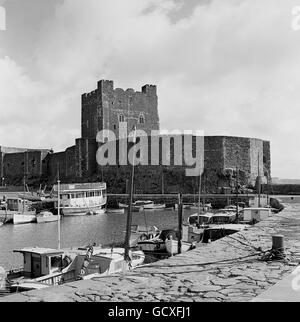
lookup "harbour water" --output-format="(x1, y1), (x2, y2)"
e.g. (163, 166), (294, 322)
(0, 209), (195, 270)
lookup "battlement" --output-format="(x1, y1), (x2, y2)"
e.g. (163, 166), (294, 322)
(82, 81), (157, 101)
(142, 84), (157, 96)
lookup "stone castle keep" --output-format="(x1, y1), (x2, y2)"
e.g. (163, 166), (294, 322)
(0, 80), (271, 193)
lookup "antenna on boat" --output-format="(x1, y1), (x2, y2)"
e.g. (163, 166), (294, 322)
(57, 165), (61, 250)
(124, 126), (137, 263)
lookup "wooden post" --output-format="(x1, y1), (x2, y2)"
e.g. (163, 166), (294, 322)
(178, 193), (183, 255)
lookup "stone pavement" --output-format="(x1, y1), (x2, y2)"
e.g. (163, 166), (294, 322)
(2, 203), (300, 302)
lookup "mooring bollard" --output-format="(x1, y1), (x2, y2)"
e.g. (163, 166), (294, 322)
(272, 235), (284, 250)
(272, 235), (285, 259)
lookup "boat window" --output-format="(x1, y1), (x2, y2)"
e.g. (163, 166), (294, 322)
(76, 192), (85, 198)
(90, 191), (95, 197)
(51, 256), (62, 270)
(61, 194), (69, 200)
(71, 194), (76, 199)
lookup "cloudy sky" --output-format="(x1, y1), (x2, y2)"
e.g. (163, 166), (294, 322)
(0, 0), (300, 178)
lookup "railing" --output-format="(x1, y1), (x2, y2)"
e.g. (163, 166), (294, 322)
(36, 270), (76, 286)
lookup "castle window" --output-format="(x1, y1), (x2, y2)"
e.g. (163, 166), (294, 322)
(139, 114), (145, 124)
(119, 114), (125, 123)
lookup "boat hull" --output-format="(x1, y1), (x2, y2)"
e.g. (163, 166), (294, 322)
(165, 240), (192, 256)
(143, 204), (166, 210)
(13, 213), (36, 225)
(137, 240), (166, 253)
(62, 206), (106, 216)
(36, 216), (58, 224)
(106, 209), (125, 215)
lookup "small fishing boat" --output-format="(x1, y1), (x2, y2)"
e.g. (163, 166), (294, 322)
(13, 211), (37, 225)
(143, 203), (166, 210)
(188, 213), (214, 226)
(78, 246), (145, 280)
(4, 245), (145, 293)
(119, 200), (154, 211)
(210, 211), (237, 225)
(36, 211), (58, 224)
(165, 237), (194, 256)
(202, 224), (250, 243)
(130, 225), (160, 247)
(106, 208), (125, 215)
(137, 229), (178, 254)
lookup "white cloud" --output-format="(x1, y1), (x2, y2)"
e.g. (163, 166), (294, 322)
(0, 0), (300, 178)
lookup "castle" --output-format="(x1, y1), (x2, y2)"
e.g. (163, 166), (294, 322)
(0, 80), (271, 193)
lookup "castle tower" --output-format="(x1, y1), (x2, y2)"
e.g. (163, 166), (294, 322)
(77, 80), (160, 177)
(81, 80), (160, 139)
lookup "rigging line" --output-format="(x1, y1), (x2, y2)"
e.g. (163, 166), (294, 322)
(137, 251), (266, 270)
(226, 235), (261, 251)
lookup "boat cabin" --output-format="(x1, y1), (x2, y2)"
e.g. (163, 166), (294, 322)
(188, 213), (213, 226)
(12, 248), (65, 279)
(53, 182), (107, 209)
(211, 212), (237, 224)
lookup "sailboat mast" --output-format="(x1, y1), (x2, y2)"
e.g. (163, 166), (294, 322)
(57, 167), (61, 250)
(23, 152), (26, 213)
(236, 163), (239, 220)
(197, 160), (202, 225)
(258, 153), (261, 208)
(124, 127), (137, 262)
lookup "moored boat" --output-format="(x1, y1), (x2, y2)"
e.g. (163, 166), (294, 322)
(13, 212), (37, 225)
(119, 200), (154, 211)
(143, 203), (166, 210)
(36, 211), (58, 224)
(165, 238), (194, 256)
(210, 210), (237, 225)
(188, 213), (214, 226)
(137, 229), (178, 254)
(106, 208), (125, 215)
(5, 245), (145, 293)
(202, 224), (250, 243)
(53, 182), (107, 216)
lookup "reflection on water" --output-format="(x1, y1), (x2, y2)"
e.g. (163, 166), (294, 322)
(0, 209), (194, 270)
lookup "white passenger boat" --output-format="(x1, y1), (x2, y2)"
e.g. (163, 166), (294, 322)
(53, 182), (107, 216)
(36, 211), (58, 224)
